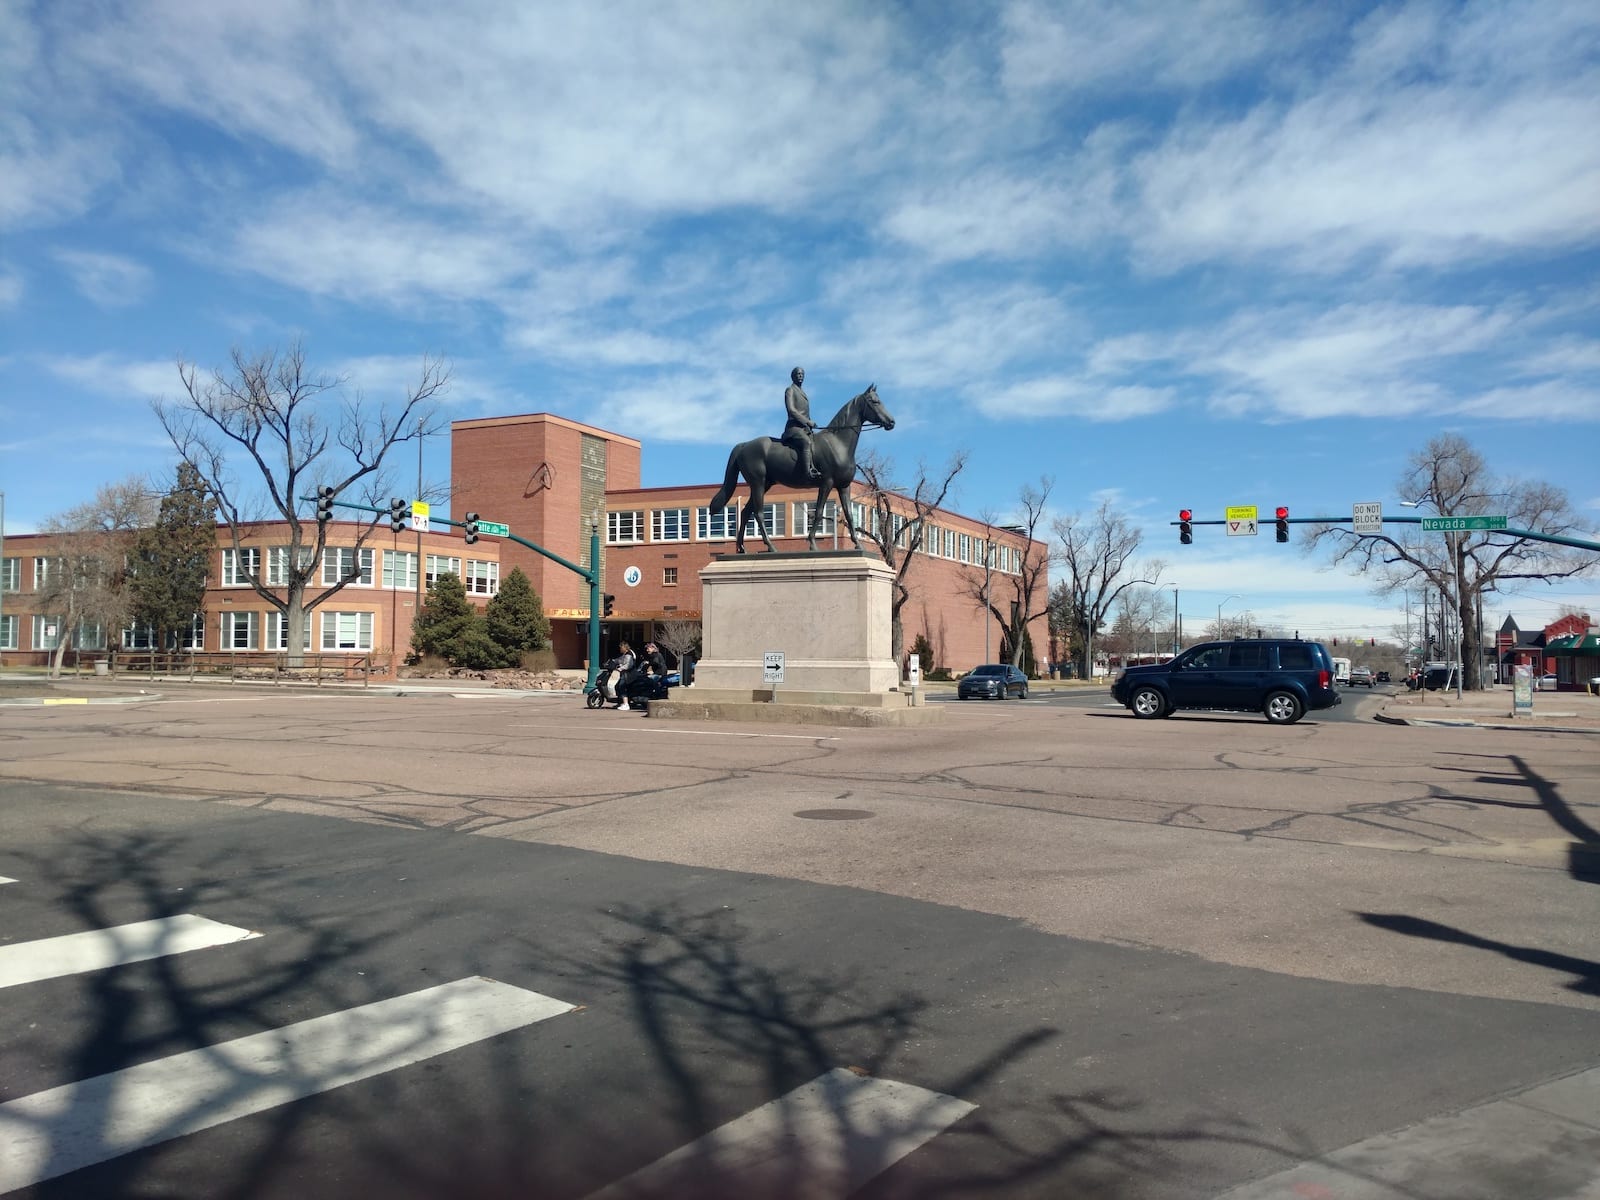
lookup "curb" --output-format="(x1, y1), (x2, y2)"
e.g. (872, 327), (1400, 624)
(0, 693), (164, 707)
(1376, 709), (1599, 735)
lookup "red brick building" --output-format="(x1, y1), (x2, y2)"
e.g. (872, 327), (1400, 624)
(450, 412), (1050, 673)
(0, 522), (502, 669)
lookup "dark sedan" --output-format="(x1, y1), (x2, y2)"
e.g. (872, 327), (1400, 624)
(957, 664), (1029, 700)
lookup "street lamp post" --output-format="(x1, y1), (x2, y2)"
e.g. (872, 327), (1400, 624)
(1400, 497), (1464, 699)
(1170, 586), (1180, 656)
(1218, 594), (1240, 635)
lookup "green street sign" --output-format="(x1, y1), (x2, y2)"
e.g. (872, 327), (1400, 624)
(1420, 515), (1507, 532)
(477, 520), (510, 537)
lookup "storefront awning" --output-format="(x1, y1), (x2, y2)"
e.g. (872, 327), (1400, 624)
(1544, 633), (1600, 656)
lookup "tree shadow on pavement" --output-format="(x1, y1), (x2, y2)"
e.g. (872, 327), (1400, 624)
(1357, 912), (1599, 997)
(5, 828), (409, 1200)
(1356, 754), (1600, 999)
(461, 901), (1419, 1200)
(1438, 751), (1600, 884)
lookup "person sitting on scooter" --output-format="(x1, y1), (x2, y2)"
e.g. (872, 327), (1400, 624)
(603, 642), (635, 706)
(641, 641), (668, 683)
(616, 642), (668, 711)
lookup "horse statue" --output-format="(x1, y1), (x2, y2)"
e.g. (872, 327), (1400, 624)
(708, 384), (895, 554)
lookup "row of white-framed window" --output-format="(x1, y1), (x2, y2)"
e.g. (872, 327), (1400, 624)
(605, 502), (1023, 573)
(4, 551), (500, 597)
(4, 611), (378, 653)
(216, 609), (374, 651)
(218, 549), (498, 595)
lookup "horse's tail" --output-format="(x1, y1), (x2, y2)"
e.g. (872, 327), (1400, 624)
(708, 444), (741, 514)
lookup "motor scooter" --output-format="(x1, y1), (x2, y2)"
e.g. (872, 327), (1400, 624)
(585, 668), (679, 710)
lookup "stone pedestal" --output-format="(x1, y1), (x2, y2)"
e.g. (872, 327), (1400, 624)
(693, 550), (896, 693)
(652, 550), (940, 726)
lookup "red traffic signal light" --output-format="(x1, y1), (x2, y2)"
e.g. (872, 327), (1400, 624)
(1275, 506), (1289, 520)
(1275, 506), (1289, 543)
(1178, 509), (1193, 545)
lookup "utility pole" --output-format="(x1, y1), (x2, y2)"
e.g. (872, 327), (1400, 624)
(413, 417), (424, 662)
(983, 533), (993, 663)
(0, 490), (6, 668)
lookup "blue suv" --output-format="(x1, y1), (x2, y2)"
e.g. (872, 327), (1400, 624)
(1111, 639), (1341, 724)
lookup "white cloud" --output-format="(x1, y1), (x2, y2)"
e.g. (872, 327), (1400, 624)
(1128, 5), (1600, 272)
(1451, 381), (1600, 421)
(226, 199), (526, 305)
(53, 249), (150, 307)
(40, 353), (179, 401)
(0, 266), (21, 308)
(998, 0), (1308, 93)
(979, 378), (1173, 421)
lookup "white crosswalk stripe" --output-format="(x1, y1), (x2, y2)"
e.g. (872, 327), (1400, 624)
(587, 1067), (976, 1200)
(0, 976), (576, 1194)
(1, 880), (972, 1197)
(0, 915), (261, 990)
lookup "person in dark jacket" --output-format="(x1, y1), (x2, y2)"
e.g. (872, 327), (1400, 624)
(641, 641), (668, 680)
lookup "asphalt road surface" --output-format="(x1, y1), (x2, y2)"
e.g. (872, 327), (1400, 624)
(1, 685), (1597, 1199)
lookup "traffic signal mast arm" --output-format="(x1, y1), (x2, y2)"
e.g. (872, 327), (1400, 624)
(1169, 511), (1600, 551)
(300, 494), (607, 690)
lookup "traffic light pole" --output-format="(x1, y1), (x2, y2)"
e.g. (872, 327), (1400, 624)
(309, 497), (605, 692)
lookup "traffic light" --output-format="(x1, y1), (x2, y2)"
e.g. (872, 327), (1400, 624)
(389, 497), (408, 533)
(316, 485), (335, 524)
(1179, 509), (1193, 545)
(463, 512), (479, 545)
(1275, 506), (1289, 543)
(603, 592), (615, 618)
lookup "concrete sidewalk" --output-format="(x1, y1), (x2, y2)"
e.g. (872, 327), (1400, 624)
(1378, 684), (1600, 733)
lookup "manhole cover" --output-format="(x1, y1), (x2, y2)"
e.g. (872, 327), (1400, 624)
(794, 808), (875, 821)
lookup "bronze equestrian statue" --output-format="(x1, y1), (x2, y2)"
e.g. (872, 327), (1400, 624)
(708, 380), (895, 554)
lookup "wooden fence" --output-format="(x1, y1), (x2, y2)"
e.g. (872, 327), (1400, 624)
(109, 650), (377, 686)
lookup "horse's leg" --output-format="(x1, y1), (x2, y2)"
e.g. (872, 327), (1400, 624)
(747, 480), (776, 552)
(806, 481), (829, 552)
(837, 484), (861, 549)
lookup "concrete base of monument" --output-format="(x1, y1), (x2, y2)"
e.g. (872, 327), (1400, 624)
(649, 687), (942, 727)
(660, 549), (944, 725)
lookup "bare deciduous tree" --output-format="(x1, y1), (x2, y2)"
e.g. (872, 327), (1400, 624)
(653, 618), (702, 669)
(1103, 585), (1167, 658)
(153, 343), (449, 663)
(1306, 434), (1594, 689)
(1052, 500), (1165, 680)
(956, 480), (1054, 671)
(854, 449), (968, 665)
(36, 478), (159, 677)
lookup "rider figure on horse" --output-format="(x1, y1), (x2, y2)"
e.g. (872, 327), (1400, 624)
(781, 367), (822, 479)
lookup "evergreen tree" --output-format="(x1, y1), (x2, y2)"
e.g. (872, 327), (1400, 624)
(128, 463), (218, 651)
(410, 572), (515, 668)
(411, 572), (479, 661)
(484, 567), (550, 657)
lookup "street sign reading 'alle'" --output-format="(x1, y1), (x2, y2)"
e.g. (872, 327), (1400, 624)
(1420, 515), (1507, 532)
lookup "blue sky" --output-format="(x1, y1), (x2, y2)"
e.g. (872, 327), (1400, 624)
(3, 0), (1598, 644)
